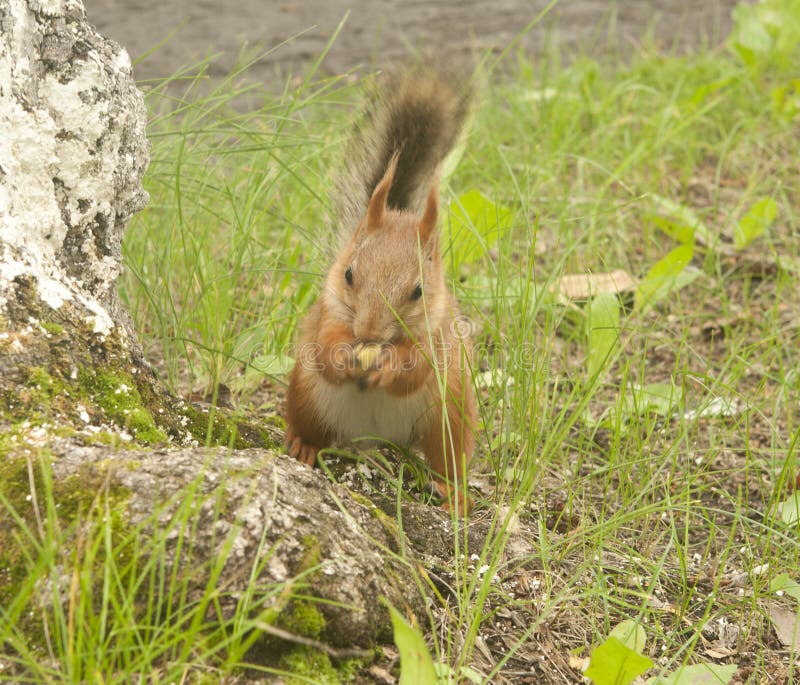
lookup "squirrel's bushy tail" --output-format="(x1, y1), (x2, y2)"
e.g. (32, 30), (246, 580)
(334, 63), (472, 236)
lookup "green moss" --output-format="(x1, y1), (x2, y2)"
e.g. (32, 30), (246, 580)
(0, 450), (132, 647)
(1, 366), (66, 422)
(40, 321), (64, 336)
(25, 366), (62, 397)
(78, 369), (168, 445)
(177, 402), (277, 450)
(278, 647), (341, 685)
(280, 601), (326, 641)
(0, 455), (33, 608)
(261, 414), (286, 430)
(299, 534), (321, 574)
(277, 644), (363, 684)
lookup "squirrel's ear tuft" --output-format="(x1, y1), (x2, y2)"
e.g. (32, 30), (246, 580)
(366, 152), (399, 232)
(418, 181), (439, 245)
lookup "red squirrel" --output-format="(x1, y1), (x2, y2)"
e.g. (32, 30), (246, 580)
(284, 66), (477, 514)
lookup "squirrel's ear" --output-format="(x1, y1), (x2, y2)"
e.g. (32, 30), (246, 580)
(418, 181), (439, 245)
(366, 152), (399, 232)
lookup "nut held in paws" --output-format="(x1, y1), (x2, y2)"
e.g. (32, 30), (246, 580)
(354, 342), (382, 371)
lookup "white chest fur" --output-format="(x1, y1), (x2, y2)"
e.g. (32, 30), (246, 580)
(312, 380), (432, 447)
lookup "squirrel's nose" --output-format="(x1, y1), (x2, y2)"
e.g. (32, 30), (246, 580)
(353, 316), (394, 344)
(352, 314), (377, 342)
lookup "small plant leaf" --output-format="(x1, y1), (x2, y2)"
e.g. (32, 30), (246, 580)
(731, 2), (776, 64)
(778, 492), (800, 525)
(586, 292), (620, 379)
(585, 636), (653, 685)
(730, 0), (800, 65)
(382, 599), (438, 685)
(734, 197), (777, 249)
(230, 353), (295, 394)
(249, 353), (294, 376)
(686, 77), (735, 108)
(636, 244), (696, 310)
(771, 79), (800, 119)
(650, 215), (695, 246)
(445, 189), (512, 271)
(646, 662), (737, 685)
(475, 368), (515, 390)
(770, 573), (800, 602)
(650, 194), (712, 246)
(682, 395), (743, 421)
(489, 432), (524, 451)
(609, 619), (647, 654)
(627, 382), (681, 418)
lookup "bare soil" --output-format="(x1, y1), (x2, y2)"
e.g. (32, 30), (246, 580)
(85, 0), (742, 84)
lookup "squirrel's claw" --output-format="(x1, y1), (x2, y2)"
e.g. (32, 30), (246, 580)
(285, 429), (319, 467)
(431, 480), (473, 517)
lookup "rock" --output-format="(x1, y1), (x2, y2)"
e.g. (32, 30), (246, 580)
(46, 441), (425, 647)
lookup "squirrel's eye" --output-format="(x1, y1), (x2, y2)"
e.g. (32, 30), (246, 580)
(410, 284), (423, 301)
(345, 266), (353, 286)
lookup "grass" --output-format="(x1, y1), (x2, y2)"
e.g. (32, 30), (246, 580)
(3, 1), (800, 682)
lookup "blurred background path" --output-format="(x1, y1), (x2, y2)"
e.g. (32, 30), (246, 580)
(85, 1), (742, 83)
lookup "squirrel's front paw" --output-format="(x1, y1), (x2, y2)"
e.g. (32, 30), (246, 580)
(324, 341), (362, 383)
(357, 345), (399, 390)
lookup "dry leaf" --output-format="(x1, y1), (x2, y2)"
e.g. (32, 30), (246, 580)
(368, 665), (394, 685)
(568, 653), (588, 671)
(769, 604), (800, 647)
(553, 269), (637, 300)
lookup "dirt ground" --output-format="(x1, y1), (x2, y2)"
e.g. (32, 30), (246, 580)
(85, 0), (743, 84)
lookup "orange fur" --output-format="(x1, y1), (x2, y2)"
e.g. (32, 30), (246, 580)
(284, 68), (476, 514)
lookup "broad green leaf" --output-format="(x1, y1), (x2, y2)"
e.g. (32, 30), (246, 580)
(770, 573), (800, 602)
(650, 194), (712, 246)
(635, 244), (695, 310)
(382, 599), (438, 685)
(687, 77), (734, 108)
(779, 492), (800, 525)
(433, 662), (483, 684)
(731, 0), (800, 65)
(647, 663), (737, 685)
(771, 79), (800, 119)
(650, 215), (695, 246)
(585, 636), (653, 685)
(231, 353), (295, 394)
(455, 666), (484, 684)
(731, 2), (775, 64)
(489, 431), (524, 451)
(734, 197), (777, 249)
(609, 619), (647, 654)
(504, 275), (542, 302)
(627, 382), (680, 418)
(587, 292), (620, 379)
(249, 353), (294, 376)
(445, 189), (512, 271)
